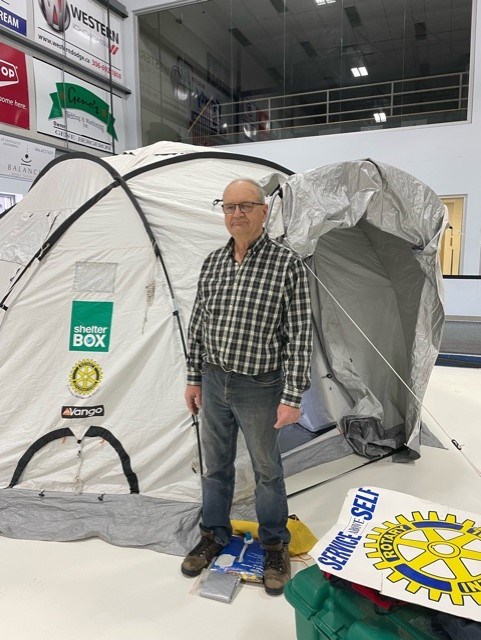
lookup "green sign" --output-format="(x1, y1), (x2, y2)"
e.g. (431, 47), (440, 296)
(69, 301), (113, 352)
(49, 83), (118, 140)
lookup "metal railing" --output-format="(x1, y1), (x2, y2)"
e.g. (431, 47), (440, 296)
(180, 71), (469, 145)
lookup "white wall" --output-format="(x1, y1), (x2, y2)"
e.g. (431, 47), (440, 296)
(0, 177), (30, 198)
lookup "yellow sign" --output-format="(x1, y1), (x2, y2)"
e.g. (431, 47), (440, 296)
(365, 511), (481, 606)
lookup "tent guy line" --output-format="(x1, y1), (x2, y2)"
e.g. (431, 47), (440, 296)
(450, 225), (481, 250)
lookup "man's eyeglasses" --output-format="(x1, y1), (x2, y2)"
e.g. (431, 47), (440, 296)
(218, 201), (264, 215)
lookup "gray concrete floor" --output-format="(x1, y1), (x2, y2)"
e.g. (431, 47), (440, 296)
(0, 366), (480, 640)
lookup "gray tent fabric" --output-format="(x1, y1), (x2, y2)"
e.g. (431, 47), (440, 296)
(283, 159), (446, 459)
(281, 422), (445, 481)
(0, 489), (257, 556)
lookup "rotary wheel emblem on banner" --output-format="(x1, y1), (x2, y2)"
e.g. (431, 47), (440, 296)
(364, 511), (481, 605)
(69, 358), (103, 397)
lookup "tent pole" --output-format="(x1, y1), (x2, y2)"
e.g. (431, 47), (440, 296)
(286, 447), (407, 499)
(192, 414), (204, 476)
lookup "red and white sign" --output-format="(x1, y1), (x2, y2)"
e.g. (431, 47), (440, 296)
(0, 42), (29, 129)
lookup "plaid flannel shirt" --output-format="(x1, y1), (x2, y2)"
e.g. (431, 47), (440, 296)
(187, 231), (312, 407)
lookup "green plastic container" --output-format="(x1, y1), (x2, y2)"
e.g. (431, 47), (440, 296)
(285, 565), (438, 640)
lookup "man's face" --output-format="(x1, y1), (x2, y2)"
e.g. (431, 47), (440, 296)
(223, 181), (268, 242)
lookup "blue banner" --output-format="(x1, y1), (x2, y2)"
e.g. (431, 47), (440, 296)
(0, 7), (27, 36)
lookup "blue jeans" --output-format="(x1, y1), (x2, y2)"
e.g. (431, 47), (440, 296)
(200, 363), (290, 547)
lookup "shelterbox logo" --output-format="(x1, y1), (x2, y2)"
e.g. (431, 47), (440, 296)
(69, 300), (113, 352)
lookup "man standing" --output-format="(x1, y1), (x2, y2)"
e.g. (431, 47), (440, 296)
(182, 178), (312, 595)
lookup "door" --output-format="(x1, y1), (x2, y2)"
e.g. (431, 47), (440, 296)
(439, 196), (464, 275)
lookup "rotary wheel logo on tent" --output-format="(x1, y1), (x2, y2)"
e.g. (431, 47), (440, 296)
(364, 511), (481, 606)
(69, 359), (103, 397)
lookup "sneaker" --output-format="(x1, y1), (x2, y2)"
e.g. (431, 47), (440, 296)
(263, 542), (291, 596)
(181, 529), (224, 577)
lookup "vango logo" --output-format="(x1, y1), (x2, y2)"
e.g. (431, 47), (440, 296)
(0, 59), (19, 87)
(62, 405), (104, 418)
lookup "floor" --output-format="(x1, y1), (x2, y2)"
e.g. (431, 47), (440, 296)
(1, 365), (480, 640)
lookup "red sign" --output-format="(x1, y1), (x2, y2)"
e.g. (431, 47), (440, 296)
(0, 43), (29, 129)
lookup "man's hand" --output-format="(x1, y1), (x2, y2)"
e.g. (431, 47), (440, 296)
(185, 385), (202, 415)
(273, 403), (301, 430)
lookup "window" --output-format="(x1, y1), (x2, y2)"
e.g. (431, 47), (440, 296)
(138, 0), (472, 146)
(440, 197), (465, 276)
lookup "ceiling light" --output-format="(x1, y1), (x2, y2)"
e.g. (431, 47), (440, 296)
(351, 66), (368, 77)
(315, 0), (336, 5)
(373, 112), (387, 123)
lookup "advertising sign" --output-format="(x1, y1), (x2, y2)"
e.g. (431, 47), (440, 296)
(34, 58), (125, 153)
(0, 42), (29, 129)
(0, 0), (27, 36)
(34, 0), (124, 83)
(0, 133), (55, 181)
(311, 487), (481, 622)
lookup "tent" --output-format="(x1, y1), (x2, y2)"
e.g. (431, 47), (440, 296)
(0, 142), (446, 554)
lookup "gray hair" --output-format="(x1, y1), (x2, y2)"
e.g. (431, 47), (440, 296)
(223, 178), (265, 204)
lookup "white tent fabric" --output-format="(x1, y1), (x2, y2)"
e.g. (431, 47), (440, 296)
(0, 143), (446, 554)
